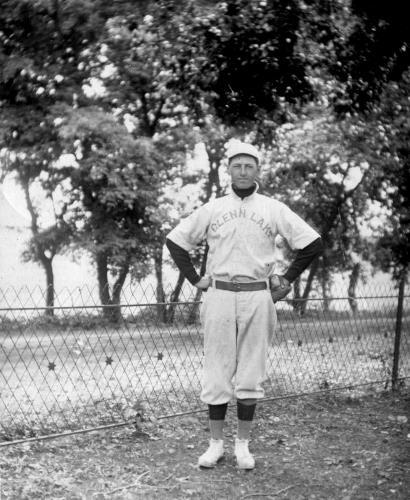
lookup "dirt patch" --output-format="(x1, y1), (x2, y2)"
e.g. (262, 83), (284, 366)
(1, 389), (409, 500)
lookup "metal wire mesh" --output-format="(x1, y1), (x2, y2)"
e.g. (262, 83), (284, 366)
(0, 282), (408, 443)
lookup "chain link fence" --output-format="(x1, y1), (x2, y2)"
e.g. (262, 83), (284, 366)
(0, 281), (408, 444)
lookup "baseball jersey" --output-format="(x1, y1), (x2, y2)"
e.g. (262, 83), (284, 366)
(167, 187), (320, 282)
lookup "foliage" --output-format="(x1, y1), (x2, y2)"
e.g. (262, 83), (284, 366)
(180, 0), (313, 138)
(0, 0), (106, 306)
(0, 105), (69, 311)
(54, 104), (161, 279)
(263, 109), (373, 299)
(88, 4), (211, 314)
(0, 0), (188, 308)
(359, 72), (410, 277)
(261, 0), (410, 287)
(21, 222), (71, 263)
(1, 0), (409, 299)
(330, 0), (410, 113)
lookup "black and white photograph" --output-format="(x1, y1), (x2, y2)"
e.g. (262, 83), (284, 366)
(0, 1), (409, 498)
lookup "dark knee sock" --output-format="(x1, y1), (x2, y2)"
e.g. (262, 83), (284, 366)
(208, 403), (228, 420)
(237, 399), (256, 421)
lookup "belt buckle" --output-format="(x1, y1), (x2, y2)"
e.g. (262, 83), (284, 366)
(231, 280), (242, 292)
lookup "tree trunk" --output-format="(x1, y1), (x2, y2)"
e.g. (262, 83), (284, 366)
(96, 251), (130, 323)
(205, 151), (223, 199)
(291, 276), (302, 314)
(348, 263), (361, 316)
(52, 0), (62, 36)
(320, 257), (332, 313)
(154, 248), (167, 323)
(96, 251), (114, 321)
(300, 258), (320, 315)
(42, 256), (55, 316)
(22, 176), (56, 316)
(296, 175), (367, 309)
(203, 132), (227, 200)
(161, 137), (223, 325)
(166, 272), (185, 324)
(321, 274), (331, 313)
(111, 258), (130, 323)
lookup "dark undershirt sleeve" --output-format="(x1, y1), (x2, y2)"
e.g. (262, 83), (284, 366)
(283, 237), (323, 283)
(166, 238), (201, 285)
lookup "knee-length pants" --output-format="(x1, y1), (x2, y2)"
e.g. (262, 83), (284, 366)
(200, 287), (277, 405)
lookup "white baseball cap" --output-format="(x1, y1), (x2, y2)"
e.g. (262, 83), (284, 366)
(226, 141), (260, 164)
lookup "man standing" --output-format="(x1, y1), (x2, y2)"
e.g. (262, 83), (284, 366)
(166, 142), (322, 469)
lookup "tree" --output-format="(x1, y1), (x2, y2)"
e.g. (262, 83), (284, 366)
(358, 72), (410, 280)
(86, 4), (207, 313)
(112, 0), (322, 319)
(302, 0), (410, 287)
(53, 105), (161, 322)
(0, 108), (68, 314)
(263, 111), (372, 313)
(0, 0), (110, 309)
(330, 0), (410, 113)
(166, 119), (233, 324)
(322, 0), (410, 280)
(155, 0), (321, 320)
(1, 0), (198, 317)
(180, 0), (314, 140)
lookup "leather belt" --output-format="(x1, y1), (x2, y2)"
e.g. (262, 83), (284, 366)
(214, 280), (268, 292)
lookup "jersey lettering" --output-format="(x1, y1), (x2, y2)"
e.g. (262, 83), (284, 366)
(210, 208), (247, 232)
(210, 208), (275, 240)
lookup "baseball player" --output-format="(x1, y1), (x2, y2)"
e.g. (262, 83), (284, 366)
(166, 141), (323, 469)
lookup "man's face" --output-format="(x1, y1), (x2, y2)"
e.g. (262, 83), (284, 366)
(228, 154), (259, 189)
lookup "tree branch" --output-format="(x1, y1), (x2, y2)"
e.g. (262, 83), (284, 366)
(21, 175), (39, 236)
(140, 92), (153, 137)
(150, 97), (165, 135)
(52, 0), (63, 38)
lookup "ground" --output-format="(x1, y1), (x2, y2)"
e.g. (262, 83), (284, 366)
(1, 389), (409, 500)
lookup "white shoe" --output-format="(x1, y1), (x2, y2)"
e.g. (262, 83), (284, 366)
(234, 438), (255, 470)
(198, 439), (224, 468)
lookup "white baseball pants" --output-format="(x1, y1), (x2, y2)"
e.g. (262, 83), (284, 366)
(199, 286), (277, 405)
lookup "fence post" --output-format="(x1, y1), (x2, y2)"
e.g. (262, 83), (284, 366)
(392, 271), (406, 391)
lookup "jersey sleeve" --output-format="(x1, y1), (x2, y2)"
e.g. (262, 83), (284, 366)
(166, 203), (212, 252)
(274, 202), (320, 251)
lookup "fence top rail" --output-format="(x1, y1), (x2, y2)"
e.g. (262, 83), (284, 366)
(0, 300), (199, 312)
(0, 294), (408, 312)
